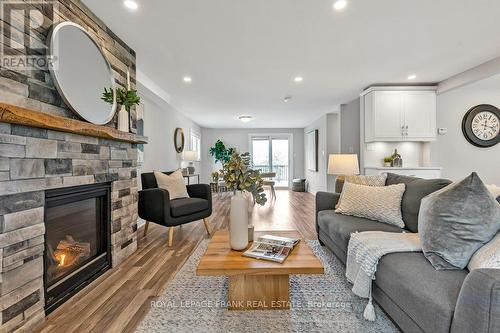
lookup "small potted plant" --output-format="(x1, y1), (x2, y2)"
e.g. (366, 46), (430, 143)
(211, 171), (220, 183)
(383, 156), (393, 167)
(102, 87), (140, 132)
(220, 151), (266, 250)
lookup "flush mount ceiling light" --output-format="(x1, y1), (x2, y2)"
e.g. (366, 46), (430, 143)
(333, 0), (348, 11)
(407, 74), (417, 80)
(284, 96), (292, 103)
(183, 76), (192, 83)
(294, 76), (303, 83)
(238, 115), (253, 123)
(123, 0), (138, 10)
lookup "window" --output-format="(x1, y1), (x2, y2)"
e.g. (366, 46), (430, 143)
(190, 130), (201, 160)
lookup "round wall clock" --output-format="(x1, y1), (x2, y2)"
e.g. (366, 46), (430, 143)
(461, 104), (500, 148)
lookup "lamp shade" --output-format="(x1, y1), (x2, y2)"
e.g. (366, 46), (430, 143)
(328, 154), (359, 175)
(183, 150), (198, 162)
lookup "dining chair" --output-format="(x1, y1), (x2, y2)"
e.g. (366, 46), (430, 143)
(260, 172), (277, 200)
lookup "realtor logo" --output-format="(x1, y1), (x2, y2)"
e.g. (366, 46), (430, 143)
(0, 0), (56, 70)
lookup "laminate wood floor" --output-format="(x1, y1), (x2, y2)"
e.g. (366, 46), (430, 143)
(37, 190), (316, 333)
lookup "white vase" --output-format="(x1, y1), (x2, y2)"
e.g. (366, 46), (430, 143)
(230, 191), (249, 250)
(117, 105), (129, 132)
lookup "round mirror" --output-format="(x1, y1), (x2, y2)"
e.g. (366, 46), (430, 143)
(174, 128), (185, 153)
(48, 22), (116, 125)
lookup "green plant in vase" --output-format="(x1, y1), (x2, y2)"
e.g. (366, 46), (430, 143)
(211, 171), (220, 183)
(102, 87), (141, 132)
(102, 87), (141, 112)
(220, 151), (267, 205)
(383, 156), (393, 167)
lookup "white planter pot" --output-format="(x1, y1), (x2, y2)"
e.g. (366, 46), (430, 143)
(117, 105), (129, 132)
(230, 191), (249, 250)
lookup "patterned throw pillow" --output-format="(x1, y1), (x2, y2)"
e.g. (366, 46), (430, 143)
(154, 170), (190, 200)
(468, 232), (500, 270)
(346, 174), (387, 186)
(335, 182), (406, 228)
(336, 174), (388, 208)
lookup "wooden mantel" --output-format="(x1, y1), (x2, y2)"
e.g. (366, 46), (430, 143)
(0, 103), (148, 144)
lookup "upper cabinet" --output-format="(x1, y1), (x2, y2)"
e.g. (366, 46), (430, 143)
(363, 87), (437, 142)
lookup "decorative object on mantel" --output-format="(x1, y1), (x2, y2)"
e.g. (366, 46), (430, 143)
(461, 104), (500, 148)
(209, 139), (235, 164)
(102, 71), (141, 133)
(220, 152), (267, 250)
(391, 149), (403, 167)
(327, 154), (360, 193)
(47, 22), (117, 125)
(183, 150), (198, 174)
(383, 156), (393, 167)
(174, 128), (185, 153)
(136, 102), (145, 165)
(0, 103), (147, 144)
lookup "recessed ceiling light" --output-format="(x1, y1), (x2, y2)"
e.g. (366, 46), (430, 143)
(124, 0), (138, 10)
(294, 76), (303, 83)
(284, 96), (292, 103)
(183, 76), (192, 83)
(333, 0), (347, 11)
(238, 115), (253, 123)
(407, 74), (417, 80)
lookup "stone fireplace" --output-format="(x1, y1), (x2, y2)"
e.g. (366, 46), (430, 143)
(0, 124), (141, 331)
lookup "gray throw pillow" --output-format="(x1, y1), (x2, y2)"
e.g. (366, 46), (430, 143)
(419, 172), (500, 270)
(386, 173), (452, 232)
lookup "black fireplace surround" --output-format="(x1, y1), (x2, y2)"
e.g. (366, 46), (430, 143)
(43, 183), (111, 314)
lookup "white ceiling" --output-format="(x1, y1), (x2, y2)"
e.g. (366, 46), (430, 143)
(83, 0), (500, 128)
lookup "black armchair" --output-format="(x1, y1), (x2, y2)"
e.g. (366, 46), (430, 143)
(138, 171), (212, 247)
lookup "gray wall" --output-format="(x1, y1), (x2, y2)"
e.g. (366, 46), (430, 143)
(201, 128), (304, 184)
(303, 113), (341, 194)
(326, 114), (341, 192)
(137, 84), (201, 187)
(340, 98), (361, 155)
(430, 73), (500, 184)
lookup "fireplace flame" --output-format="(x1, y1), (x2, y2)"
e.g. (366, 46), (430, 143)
(59, 254), (66, 266)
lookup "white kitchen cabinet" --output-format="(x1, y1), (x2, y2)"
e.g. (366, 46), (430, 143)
(363, 87), (437, 142)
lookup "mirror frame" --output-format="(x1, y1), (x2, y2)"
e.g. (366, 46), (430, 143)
(47, 21), (117, 125)
(174, 128), (185, 153)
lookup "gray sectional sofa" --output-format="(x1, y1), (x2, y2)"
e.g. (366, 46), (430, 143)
(316, 173), (500, 333)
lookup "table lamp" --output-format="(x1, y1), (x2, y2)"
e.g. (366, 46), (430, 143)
(183, 150), (198, 175)
(328, 154), (360, 193)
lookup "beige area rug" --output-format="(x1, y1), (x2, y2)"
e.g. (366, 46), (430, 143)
(136, 239), (399, 333)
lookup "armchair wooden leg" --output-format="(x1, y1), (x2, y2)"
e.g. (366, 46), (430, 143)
(168, 227), (174, 247)
(203, 218), (211, 235)
(143, 220), (150, 237)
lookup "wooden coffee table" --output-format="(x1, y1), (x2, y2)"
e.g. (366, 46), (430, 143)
(196, 230), (324, 310)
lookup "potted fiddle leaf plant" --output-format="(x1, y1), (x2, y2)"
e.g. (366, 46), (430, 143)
(102, 87), (141, 132)
(220, 151), (267, 250)
(209, 140), (235, 164)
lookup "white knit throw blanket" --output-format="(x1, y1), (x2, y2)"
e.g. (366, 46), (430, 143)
(346, 231), (422, 321)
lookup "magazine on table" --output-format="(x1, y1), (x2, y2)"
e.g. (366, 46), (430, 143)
(243, 234), (300, 263)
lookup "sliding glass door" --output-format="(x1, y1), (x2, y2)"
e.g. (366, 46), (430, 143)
(250, 134), (292, 187)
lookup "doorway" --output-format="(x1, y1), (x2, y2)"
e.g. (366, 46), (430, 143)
(249, 134), (293, 187)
